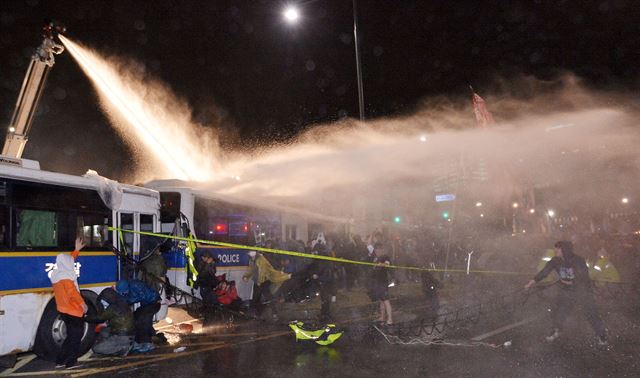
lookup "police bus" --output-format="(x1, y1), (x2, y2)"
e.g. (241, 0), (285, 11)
(0, 157), (161, 361)
(145, 180), (351, 300)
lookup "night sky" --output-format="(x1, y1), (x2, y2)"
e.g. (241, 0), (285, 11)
(1, 0), (639, 180)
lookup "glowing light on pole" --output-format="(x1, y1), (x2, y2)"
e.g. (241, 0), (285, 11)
(622, 197), (629, 204)
(283, 7), (300, 23)
(282, 1), (365, 121)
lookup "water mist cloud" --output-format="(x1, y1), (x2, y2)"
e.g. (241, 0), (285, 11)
(58, 36), (640, 225)
(60, 35), (221, 182)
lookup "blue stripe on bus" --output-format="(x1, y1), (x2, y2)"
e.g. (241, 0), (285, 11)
(0, 254), (118, 292)
(163, 247), (250, 268)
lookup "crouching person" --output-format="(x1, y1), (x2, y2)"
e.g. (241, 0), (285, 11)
(85, 288), (134, 356)
(216, 280), (243, 311)
(115, 279), (161, 353)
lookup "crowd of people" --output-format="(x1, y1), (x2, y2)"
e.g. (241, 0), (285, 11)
(226, 230), (443, 327)
(48, 227), (639, 367)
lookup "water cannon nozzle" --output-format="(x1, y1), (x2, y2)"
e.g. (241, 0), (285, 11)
(42, 19), (66, 39)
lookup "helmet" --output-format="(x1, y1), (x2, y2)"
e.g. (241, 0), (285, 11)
(115, 280), (130, 295)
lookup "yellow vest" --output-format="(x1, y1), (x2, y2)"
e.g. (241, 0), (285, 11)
(591, 256), (620, 285)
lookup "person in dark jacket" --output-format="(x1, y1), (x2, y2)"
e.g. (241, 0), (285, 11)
(85, 288), (135, 356)
(308, 255), (336, 322)
(370, 253), (393, 326)
(195, 251), (219, 320)
(421, 270), (441, 321)
(140, 246), (168, 295)
(525, 240), (608, 346)
(115, 279), (160, 352)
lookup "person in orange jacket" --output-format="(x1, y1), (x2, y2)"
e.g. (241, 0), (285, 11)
(50, 237), (87, 368)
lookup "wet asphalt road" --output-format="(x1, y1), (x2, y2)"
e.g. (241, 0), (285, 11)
(3, 284), (640, 377)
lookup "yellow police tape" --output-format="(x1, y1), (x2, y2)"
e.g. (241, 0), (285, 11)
(108, 226), (530, 276)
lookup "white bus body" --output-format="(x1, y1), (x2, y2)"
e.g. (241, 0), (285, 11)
(0, 159), (161, 359)
(145, 180), (351, 300)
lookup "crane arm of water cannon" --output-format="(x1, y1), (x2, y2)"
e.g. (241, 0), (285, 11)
(1, 21), (66, 159)
(36, 21), (66, 66)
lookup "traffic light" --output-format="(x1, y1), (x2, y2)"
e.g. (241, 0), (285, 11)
(393, 216), (401, 224)
(442, 212), (449, 219)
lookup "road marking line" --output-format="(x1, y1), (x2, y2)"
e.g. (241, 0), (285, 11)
(192, 331), (257, 337)
(77, 350), (94, 362)
(155, 318), (201, 331)
(471, 316), (539, 341)
(154, 341), (226, 348)
(1, 366), (86, 376)
(70, 331), (290, 377)
(0, 354), (36, 377)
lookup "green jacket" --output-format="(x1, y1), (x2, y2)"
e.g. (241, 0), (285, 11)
(87, 305), (135, 335)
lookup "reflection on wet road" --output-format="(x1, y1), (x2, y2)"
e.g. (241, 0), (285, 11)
(2, 285), (640, 377)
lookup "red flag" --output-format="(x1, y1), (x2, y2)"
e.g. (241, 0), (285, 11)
(470, 87), (494, 128)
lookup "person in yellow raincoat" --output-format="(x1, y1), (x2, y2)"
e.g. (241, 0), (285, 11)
(590, 249), (621, 286)
(243, 251), (291, 318)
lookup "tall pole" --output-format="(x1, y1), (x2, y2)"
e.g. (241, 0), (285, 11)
(443, 150), (464, 278)
(352, 0), (365, 121)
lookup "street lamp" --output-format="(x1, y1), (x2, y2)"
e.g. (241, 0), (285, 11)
(282, 1), (365, 121)
(622, 197), (629, 204)
(283, 7), (300, 23)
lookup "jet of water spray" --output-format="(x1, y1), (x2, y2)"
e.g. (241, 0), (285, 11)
(59, 35), (218, 181)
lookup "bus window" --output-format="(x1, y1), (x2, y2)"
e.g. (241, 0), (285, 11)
(160, 192), (181, 223)
(0, 180), (6, 204)
(77, 214), (111, 249)
(16, 209), (57, 248)
(139, 214), (156, 255)
(119, 213), (134, 254)
(0, 181), (7, 247)
(12, 180), (108, 213)
(0, 206), (8, 247)
(285, 224), (297, 240)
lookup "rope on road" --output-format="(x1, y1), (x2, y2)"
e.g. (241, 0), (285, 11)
(373, 325), (506, 348)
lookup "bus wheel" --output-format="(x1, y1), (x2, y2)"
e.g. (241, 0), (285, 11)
(33, 295), (98, 362)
